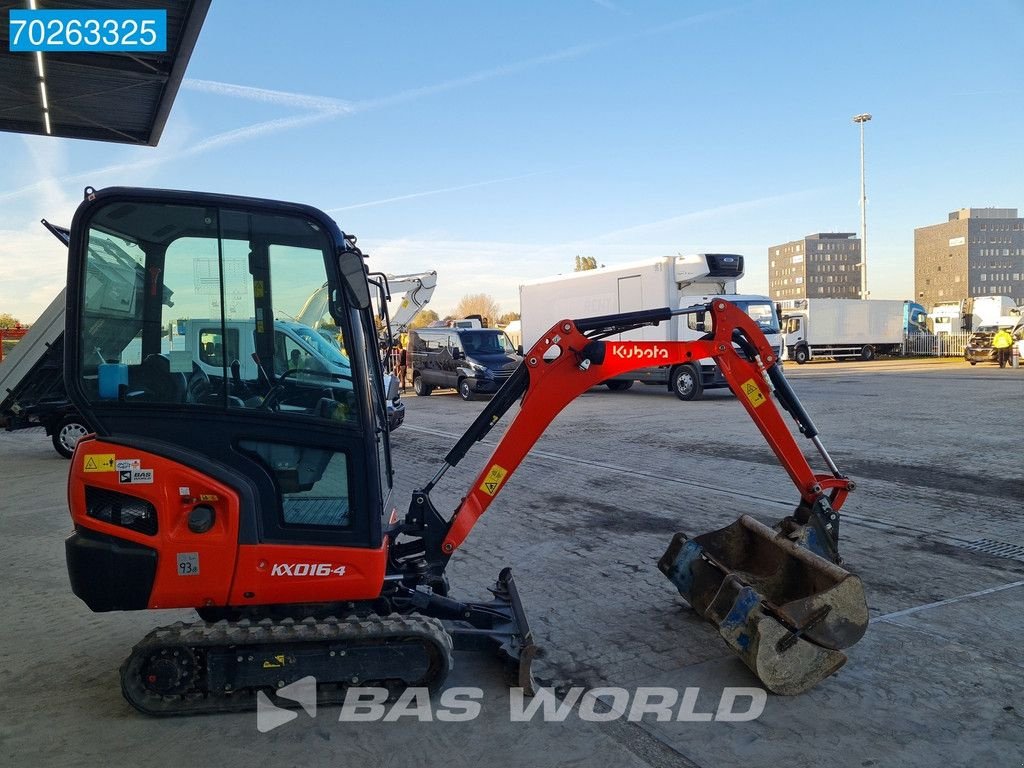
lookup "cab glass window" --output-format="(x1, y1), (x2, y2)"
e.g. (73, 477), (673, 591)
(78, 201), (358, 425)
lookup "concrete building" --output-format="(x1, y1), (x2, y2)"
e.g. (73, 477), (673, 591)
(768, 233), (862, 301)
(914, 208), (1024, 309)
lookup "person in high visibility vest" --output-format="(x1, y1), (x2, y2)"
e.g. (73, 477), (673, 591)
(992, 327), (1013, 368)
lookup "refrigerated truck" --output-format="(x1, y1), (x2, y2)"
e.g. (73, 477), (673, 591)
(781, 298), (930, 363)
(519, 254), (782, 400)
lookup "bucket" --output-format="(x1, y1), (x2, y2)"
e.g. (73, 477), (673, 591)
(660, 515), (869, 694)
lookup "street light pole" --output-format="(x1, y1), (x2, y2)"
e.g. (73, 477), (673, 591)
(852, 113), (872, 299)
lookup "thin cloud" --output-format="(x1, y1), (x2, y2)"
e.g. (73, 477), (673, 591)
(351, 42), (604, 113)
(0, 111), (341, 204)
(567, 189), (822, 246)
(325, 171), (548, 212)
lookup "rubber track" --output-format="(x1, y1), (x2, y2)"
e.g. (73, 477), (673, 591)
(120, 613), (454, 716)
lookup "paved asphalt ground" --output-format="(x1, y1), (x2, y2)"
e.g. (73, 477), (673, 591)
(1, 357), (1021, 767)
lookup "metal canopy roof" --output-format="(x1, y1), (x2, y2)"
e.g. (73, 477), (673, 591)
(0, 0), (210, 146)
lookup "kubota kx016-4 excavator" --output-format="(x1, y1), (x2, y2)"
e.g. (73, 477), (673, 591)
(63, 187), (867, 715)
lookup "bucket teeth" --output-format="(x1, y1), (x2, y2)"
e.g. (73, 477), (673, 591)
(659, 515), (869, 694)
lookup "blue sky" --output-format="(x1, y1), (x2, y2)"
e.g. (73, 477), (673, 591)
(2, 0), (1023, 321)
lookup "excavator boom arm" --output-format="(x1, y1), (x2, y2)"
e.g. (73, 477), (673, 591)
(437, 300), (851, 554)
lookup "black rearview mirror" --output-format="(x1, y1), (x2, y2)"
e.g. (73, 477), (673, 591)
(338, 249), (370, 310)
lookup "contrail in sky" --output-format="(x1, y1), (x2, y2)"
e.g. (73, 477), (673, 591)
(325, 171), (548, 213)
(181, 79), (353, 112)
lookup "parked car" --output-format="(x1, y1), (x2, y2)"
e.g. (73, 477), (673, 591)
(964, 323), (1019, 365)
(409, 327), (522, 400)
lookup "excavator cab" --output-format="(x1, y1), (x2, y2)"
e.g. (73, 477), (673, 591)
(64, 189), (395, 601)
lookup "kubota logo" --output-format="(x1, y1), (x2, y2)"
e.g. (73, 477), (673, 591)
(609, 343), (670, 360)
(270, 563), (347, 577)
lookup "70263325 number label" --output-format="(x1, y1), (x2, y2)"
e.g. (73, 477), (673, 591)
(8, 9), (166, 53)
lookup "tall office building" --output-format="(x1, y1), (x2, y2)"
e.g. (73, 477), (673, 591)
(914, 208), (1024, 309)
(768, 233), (862, 301)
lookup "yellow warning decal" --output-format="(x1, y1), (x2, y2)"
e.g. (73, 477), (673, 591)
(740, 379), (767, 408)
(83, 454), (116, 472)
(261, 654), (286, 669)
(254, 280), (265, 298)
(479, 464), (509, 497)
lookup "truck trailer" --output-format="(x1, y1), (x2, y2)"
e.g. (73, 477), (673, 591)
(781, 298), (930, 363)
(519, 254), (781, 400)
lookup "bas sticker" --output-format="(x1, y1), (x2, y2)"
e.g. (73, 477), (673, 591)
(480, 464), (508, 497)
(119, 468), (154, 484)
(83, 454), (116, 472)
(740, 379), (767, 408)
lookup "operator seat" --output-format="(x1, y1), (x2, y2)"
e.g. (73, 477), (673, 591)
(138, 354), (187, 403)
(185, 363), (212, 403)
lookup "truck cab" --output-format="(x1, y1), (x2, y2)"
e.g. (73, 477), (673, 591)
(674, 295), (781, 396)
(184, 317), (404, 429)
(186, 319), (351, 386)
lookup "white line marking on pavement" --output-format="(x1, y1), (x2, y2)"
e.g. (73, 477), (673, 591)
(402, 424), (795, 511)
(406, 423), (1024, 641)
(401, 425), (982, 540)
(872, 580), (1024, 624)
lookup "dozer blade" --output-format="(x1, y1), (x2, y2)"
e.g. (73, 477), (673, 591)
(659, 515), (869, 695)
(409, 567), (540, 694)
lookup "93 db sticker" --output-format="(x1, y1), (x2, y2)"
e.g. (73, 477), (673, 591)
(177, 552), (199, 576)
(479, 464), (509, 497)
(740, 379), (767, 408)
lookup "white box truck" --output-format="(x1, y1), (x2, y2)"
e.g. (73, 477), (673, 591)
(780, 298), (929, 363)
(519, 254), (782, 400)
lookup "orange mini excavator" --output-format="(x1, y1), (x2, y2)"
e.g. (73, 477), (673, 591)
(62, 187), (867, 714)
